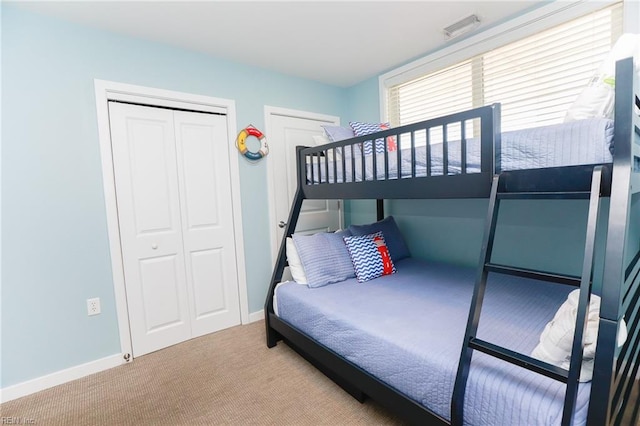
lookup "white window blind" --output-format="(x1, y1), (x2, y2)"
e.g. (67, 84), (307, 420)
(387, 2), (623, 133)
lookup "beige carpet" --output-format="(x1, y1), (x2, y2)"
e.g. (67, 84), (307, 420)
(4, 320), (638, 425)
(1, 321), (402, 425)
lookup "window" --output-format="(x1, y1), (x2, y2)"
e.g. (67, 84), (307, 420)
(386, 2), (623, 133)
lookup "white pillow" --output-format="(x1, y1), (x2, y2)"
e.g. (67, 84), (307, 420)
(565, 33), (640, 122)
(312, 134), (330, 146)
(312, 134), (335, 162)
(531, 289), (627, 382)
(286, 237), (307, 284)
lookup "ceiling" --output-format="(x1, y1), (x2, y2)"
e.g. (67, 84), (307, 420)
(10, 1), (545, 87)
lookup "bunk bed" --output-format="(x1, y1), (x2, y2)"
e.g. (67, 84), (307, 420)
(264, 57), (640, 425)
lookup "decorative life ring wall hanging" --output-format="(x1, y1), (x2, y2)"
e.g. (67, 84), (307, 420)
(236, 125), (269, 160)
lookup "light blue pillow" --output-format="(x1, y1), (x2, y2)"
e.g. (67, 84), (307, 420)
(321, 125), (360, 159)
(348, 216), (410, 262)
(321, 125), (354, 142)
(292, 230), (355, 288)
(343, 231), (396, 283)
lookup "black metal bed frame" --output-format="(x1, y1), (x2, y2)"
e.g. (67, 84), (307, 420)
(264, 57), (640, 426)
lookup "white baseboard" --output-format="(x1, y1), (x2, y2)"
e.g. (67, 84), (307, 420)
(0, 353), (123, 403)
(249, 309), (264, 323)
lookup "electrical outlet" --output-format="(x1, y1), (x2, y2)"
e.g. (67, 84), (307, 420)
(87, 298), (101, 316)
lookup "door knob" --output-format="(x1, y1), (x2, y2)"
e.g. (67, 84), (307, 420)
(278, 221), (287, 228)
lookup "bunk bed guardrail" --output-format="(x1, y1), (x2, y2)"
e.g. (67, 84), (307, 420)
(297, 103), (501, 200)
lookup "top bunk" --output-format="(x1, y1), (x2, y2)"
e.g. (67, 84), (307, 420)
(297, 57), (639, 200)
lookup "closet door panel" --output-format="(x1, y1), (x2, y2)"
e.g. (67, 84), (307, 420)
(174, 111), (241, 337)
(178, 123), (220, 228)
(190, 248), (226, 316)
(109, 102), (192, 357)
(138, 255), (184, 330)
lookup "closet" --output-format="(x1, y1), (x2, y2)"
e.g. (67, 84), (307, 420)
(108, 102), (241, 356)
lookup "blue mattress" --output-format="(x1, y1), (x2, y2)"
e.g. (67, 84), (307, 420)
(275, 258), (591, 425)
(309, 118), (614, 183)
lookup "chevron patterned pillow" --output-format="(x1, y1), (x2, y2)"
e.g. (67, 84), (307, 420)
(343, 231), (396, 282)
(349, 121), (397, 155)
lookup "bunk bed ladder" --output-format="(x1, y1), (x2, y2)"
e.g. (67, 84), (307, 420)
(451, 165), (605, 426)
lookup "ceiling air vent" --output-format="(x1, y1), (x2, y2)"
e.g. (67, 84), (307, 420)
(444, 14), (480, 40)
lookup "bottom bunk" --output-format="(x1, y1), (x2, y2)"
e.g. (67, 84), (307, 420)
(272, 258), (592, 426)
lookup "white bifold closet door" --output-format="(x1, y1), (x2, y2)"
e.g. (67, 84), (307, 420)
(109, 102), (241, 357)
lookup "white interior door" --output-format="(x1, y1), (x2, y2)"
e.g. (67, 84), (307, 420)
(268, 111), (342, 257)
(109, 102), (240, 357)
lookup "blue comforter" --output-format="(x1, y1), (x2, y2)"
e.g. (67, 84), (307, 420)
(275, 258), (591, 425)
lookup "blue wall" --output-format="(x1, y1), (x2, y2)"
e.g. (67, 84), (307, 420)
(1, 5), (347, 388)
